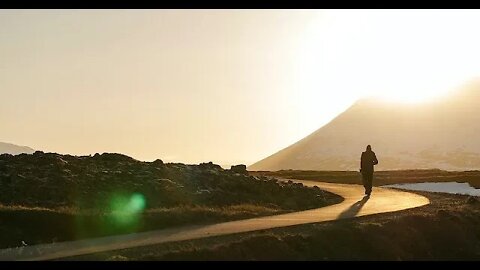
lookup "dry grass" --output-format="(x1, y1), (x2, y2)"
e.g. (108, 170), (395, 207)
(146, 204), (283, 217)
(0, 203), (286, 249)
(0, 203), (281, 217)
(251, 169), (480, 188)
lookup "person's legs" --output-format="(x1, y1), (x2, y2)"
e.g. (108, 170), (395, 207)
(361, 173), (369, 194)
(365, 173), (373, 195)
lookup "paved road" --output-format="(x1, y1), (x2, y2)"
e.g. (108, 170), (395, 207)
(0, 180), (430, 261)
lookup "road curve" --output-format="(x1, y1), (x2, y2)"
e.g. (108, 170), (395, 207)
(0, 180), (429, 261)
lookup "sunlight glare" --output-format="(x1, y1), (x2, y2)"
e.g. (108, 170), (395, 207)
(294, 10), (480, 104)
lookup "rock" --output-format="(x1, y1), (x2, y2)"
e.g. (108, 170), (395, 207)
(199, 161), (222, 170)
(97, 153), (134, 162)
(0, 153), (13, 158)
(230, 164), (247, 174)
(152, 159), (164, 166)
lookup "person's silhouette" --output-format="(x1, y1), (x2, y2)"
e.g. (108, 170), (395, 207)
(360, 145), (378, 196)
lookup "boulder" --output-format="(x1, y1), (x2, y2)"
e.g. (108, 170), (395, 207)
(152, 159), (164, 166)
(199, 161), (222, 170)
(98, 153), (134, 162)
(230, 164), (247, 174)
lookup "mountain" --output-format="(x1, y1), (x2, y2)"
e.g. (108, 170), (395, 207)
(0, 142), (35, 155)
(249, 81), (480, 171)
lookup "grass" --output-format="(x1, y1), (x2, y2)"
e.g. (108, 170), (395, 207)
(250, 169), (480, 188)
(69, 191), (480, 261)
(0, 203), (286, 249)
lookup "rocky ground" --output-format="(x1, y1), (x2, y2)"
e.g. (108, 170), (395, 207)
(0, 152), (342, 248)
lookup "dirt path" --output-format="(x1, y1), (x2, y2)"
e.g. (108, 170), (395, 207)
(0, 180), (430, 261)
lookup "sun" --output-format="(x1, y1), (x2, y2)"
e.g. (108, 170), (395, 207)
(293, 10), (480, 106)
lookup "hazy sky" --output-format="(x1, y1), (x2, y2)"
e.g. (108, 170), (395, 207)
(2, 10), (480, 166)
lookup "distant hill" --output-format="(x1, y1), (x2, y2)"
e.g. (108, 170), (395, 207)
(249, 81), (480, 171)
(0, 142), (35, 155)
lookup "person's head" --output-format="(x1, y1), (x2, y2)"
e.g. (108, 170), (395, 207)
(366, 145), (372, 151)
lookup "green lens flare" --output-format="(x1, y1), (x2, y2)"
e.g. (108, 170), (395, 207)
(110, 193), (147, 225)
(74, 192), (147, 239)
(129, 193), (146, 213)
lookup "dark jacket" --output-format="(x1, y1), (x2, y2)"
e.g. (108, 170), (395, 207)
(361, 150), (378, 174)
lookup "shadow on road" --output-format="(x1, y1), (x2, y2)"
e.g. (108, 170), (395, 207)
(337, 196), (370, 219)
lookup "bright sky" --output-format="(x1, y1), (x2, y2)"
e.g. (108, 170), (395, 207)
(1, 10), (480, 166)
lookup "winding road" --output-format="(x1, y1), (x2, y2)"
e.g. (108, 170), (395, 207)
(0, 180), (430, 261)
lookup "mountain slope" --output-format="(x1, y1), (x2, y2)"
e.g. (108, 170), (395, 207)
(0, 142), (35, 155)
(249, 81), (480, 171)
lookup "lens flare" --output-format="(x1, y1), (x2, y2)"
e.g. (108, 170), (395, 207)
(128, 193), (147, 213)
(110, 193), (147, 225)
(73, 192), (147, 239)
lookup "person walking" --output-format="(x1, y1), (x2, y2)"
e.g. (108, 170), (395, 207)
(360, 145), (378, 196)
